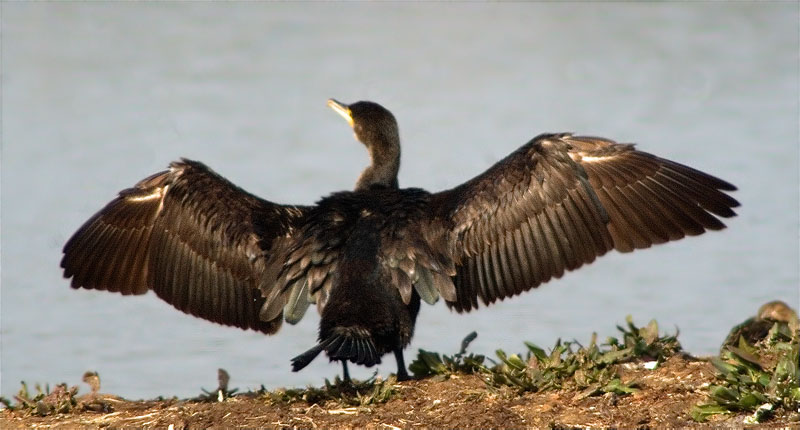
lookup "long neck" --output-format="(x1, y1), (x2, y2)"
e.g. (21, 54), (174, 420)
(355, 137), (400, 191)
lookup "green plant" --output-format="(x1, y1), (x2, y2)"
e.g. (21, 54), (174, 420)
(1, 381), (79, 416)
(264, 375), (398, 407)
(410, 331), (486, 378)
(692, 322), (799, 423)
(486, 316), (678, 396)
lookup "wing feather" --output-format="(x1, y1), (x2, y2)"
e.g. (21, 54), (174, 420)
(490, 241), (509, 300)
(569, 136), (739, 252)
(61, 159), (307, 333)
(428, 133), (738, 312)
(511, 227), (534, 289)
(561, 194), (594, 263)
(526, 222), (549, 286)
(496, 237), (516, 295)
(479, 249), (495, 304)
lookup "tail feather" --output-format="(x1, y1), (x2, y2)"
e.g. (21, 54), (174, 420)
(356, 338), (367, 364)
(291, 343), (325, 372)
(330, 335), (353, 358)
(291, 327), (382, 372)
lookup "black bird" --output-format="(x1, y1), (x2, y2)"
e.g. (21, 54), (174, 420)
(61, 99), (739, 381)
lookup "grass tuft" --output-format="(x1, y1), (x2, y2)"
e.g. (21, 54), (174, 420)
(263, 375), (399, 407)
(409, 331), (486, 378)
(486, 315), (674, 395)
(691, 320), (799, 423)
(410, 315), (678, 399)
(0, 381), (79, 416)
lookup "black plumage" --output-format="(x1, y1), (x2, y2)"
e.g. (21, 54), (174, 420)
(61, 99), (739, 381)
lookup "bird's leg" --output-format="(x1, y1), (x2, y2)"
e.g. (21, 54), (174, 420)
(393, 348), (410, 381)
(341, 360), (350, 383)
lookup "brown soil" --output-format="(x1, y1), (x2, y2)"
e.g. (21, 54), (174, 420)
(2, 355), (798, 429)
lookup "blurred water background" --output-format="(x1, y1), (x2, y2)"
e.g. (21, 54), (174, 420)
(2, 3), (798, 400)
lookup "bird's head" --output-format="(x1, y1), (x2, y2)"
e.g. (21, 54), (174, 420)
(328, 99), (399, 151)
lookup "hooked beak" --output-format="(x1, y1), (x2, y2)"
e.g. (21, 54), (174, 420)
(327, 99), (354, 127)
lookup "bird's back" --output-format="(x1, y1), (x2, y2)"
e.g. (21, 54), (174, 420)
(318, 212), (421, 357)
(287, 188), (437, 369)
(308, 187), (433, 333)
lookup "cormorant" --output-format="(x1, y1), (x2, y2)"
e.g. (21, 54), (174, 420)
(61, 99), (740, 381)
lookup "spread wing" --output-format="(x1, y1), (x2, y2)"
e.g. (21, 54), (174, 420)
(566, 135), (739, 252)
(61, 159), (307, 333)
(430, 133), (739, 312)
